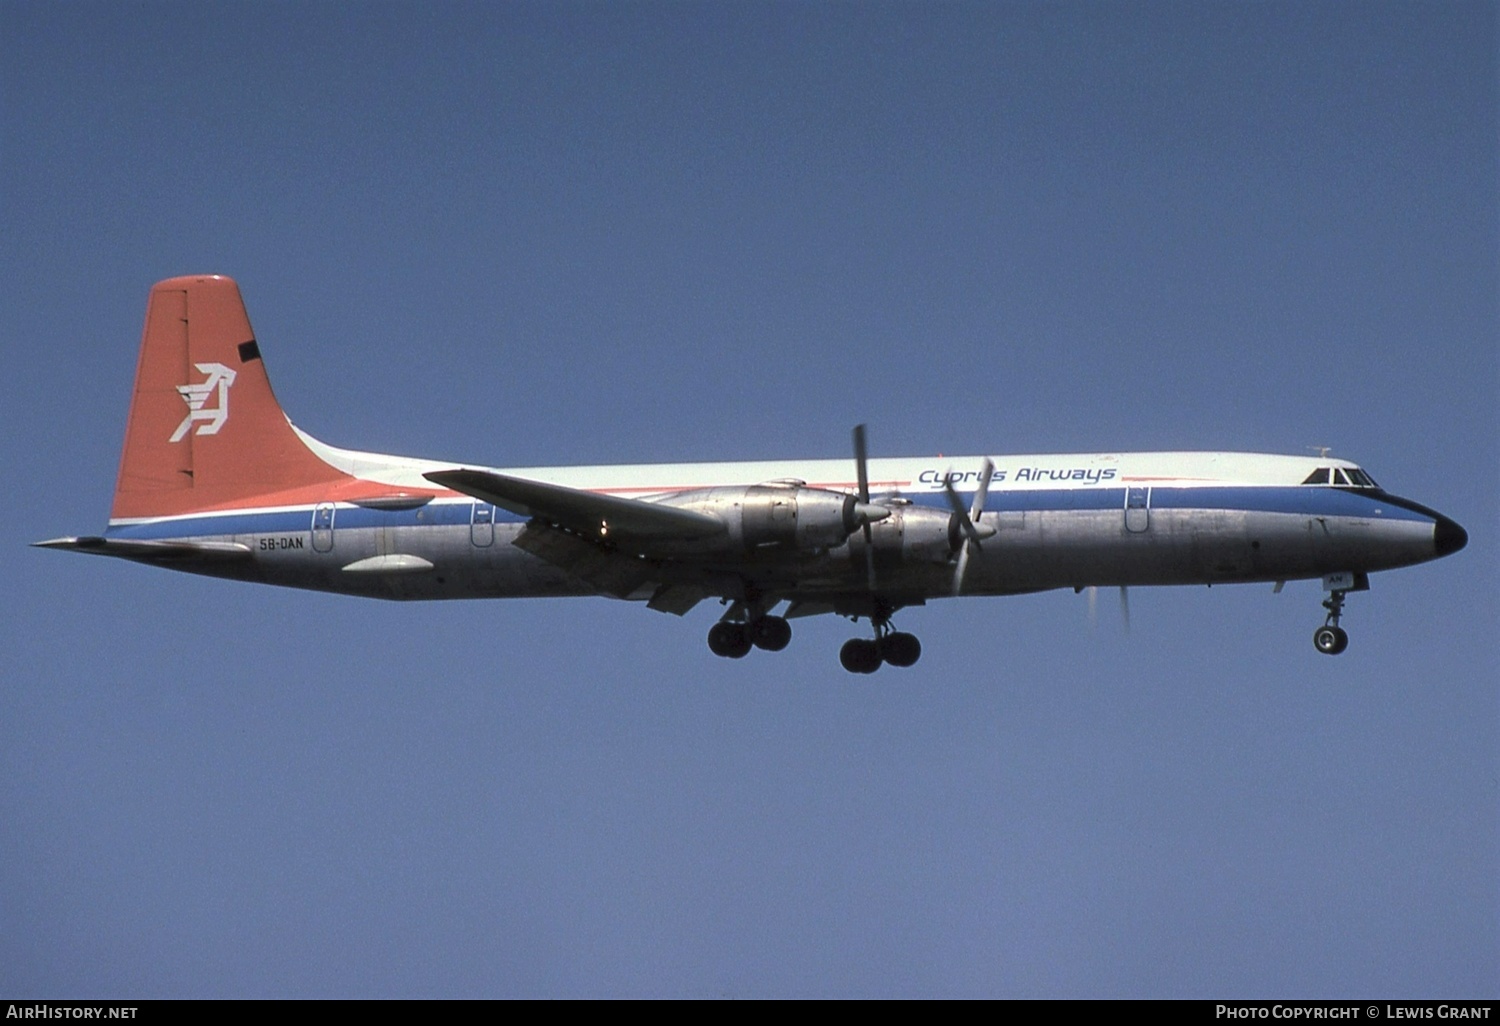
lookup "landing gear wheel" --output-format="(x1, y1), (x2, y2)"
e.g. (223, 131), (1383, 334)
(749, 615), (792, 652)
(839, 638), (881, 674)
(1313, 625), (1349, 656)
(708, 622), (752, 658)
(880, 631), (921, 668)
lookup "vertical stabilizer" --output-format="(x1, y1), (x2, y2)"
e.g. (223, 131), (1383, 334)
(111, 275), (352, 520)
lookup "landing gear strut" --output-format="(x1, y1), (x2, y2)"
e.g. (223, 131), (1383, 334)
(1313, 590), (1350, 655)
(840, 603), (921, 674)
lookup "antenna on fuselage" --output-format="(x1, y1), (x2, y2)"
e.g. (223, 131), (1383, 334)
(1307, 445), (1334, 459)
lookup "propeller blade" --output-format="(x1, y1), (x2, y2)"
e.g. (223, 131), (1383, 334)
(1083, 585), (1129, 633)
(853, 424), (870, 504)
(853, 424), (875, 590)
(968, 459), (994, 525)
(953, 543), (972, 596)
(948, 459), (997, 596)
(943, 460), (996, 548)
(941, 471), (968, 516)
(941, 473), (982, 547)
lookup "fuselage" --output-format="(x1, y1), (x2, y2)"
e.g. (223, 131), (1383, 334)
(38, 275), (1467, 667)
(98, 445), (1464, 607)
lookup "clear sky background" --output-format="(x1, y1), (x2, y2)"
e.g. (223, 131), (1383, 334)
(2, 1), (1495, 999)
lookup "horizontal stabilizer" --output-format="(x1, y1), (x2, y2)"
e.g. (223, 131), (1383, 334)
(424, 468), (725, 543)
(33, 536), (253, 562)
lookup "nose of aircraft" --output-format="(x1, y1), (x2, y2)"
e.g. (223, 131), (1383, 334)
(1434, 514), (1468, 557)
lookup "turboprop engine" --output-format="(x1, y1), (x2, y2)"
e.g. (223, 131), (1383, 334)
(854, 502), (968, 564)
(659, 481), (890, 554)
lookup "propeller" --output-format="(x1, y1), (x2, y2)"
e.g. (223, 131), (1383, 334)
(943, 458), (995, 596)
(1086, 585), (1131, 634)
(853, 424), (876, 590)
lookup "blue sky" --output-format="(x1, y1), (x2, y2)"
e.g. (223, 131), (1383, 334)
(2, 1), (1495, 998)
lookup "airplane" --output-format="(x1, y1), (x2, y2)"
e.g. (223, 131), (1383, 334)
(36, 275), (1468, 673)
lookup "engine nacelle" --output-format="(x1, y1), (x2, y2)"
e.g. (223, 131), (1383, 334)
(659, 482), (873, 554)
(742, 484), (868, 550)
(858, 503), (963, 564)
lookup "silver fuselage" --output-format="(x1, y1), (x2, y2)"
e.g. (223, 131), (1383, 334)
(94, 450), (1463, 614)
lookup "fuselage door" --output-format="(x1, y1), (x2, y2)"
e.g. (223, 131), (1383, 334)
(312, 503), (336, 552)
(1125, 487), (1151, 533)
(471, 501), (495, 547)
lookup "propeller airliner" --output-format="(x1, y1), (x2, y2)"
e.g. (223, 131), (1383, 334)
(37, 276), (1468, 673)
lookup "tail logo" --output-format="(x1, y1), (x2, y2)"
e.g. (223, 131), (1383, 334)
(170, 362), (238, 442)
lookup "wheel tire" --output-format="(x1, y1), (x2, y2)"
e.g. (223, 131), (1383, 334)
(880, 631), (921, 668)
(1313, 625), (1348, 656)
(708, 622), (752, 658)
(750, 616), (792, 652)
(839, 638), (881, 674)
(1328, 626), (1349, 655)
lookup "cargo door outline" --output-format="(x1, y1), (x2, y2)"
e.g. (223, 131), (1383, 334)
(312, 503), (335, 552)
(471, 501), (495, 547)
(1124, 487), (1151, 533)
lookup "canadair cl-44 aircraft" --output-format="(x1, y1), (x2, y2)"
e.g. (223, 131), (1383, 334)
(38, 276), (1468, 673)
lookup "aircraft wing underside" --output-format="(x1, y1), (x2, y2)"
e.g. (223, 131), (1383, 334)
(509, 519), (661, 599)
(508, 520), (840, 618)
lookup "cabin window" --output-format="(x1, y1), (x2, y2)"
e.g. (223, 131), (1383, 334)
(1346, 468), (1378, 488)
(1333, 468), (1351, 485)
(1302, 468), (1331, 485)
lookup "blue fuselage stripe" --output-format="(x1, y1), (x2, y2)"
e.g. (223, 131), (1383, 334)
(103, 486), (1436, 541)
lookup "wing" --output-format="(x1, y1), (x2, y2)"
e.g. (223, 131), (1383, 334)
(422, 468), (725, 544)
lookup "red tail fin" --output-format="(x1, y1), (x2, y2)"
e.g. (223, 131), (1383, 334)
(111, 276), (352, 520)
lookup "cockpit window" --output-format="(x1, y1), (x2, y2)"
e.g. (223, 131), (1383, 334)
(1302, 466), (1379, 488)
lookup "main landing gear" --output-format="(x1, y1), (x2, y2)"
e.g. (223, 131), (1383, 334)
(838, 632), (920, 674)
(703, 598), (923, 674)
(1313, 589), (1351, 655)
(839, 606), (921, 674)
(707, 615), (791, 659)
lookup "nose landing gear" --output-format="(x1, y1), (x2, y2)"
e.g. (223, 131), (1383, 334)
(1311, 572), (1368, 655)
(1313, 589), (1350, 655)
